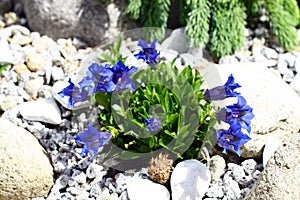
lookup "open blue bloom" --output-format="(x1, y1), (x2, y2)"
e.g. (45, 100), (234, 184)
(204, 74), (241, 100)
(74, 123), (112, 158)
(79, 63), (116, 94)
(144, 116), (161, 132)
(110, 60), (137, 92)
(217, 128), (251, 156)
(58, 78), (90, 107)
(217, 96), (254, 133)
(134, 39), (160, 65)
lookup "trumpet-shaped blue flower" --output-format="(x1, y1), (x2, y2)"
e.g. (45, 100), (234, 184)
(134, 39), (160, 65)
(204, 74), (241, 100)
(74, 123), (112, 158)
(217, 96), (254, 133)
(79, 63), (116, 94)
(144, 116), (161, 132)
(58, 78), (90, 108)
(217, 128), (251, 156)
(111, 60), (137, 92)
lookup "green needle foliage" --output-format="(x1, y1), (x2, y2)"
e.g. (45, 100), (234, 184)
(185, 0), (211, 48)
(209, 0), (246, 58)
(124, 0), (300, 58)
(264, 0), (298, 50)
(283, 0), (300, 27)
(126, 0), (170, 41)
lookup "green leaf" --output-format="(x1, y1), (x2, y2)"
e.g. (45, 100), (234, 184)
(0, 63), (10, 74)
(164, 130), (177, 138)
(95, 92), (111, 111)
(167, 113), (178, 124)
(148, 137), (156, 148)
(101, 53), (114, 64)
(120, 151), (143, 160)
(138, 144), (150, 152)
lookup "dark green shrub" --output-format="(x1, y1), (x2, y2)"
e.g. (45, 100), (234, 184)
(124, 0), (300, 58)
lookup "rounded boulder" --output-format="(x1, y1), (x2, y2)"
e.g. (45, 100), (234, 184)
(0, 118), (54, 199)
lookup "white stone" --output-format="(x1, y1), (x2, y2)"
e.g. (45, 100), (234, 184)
(280, 52), (296, 67)
(38, 85), (53, 99)
(158, 49), (183, 71)
(127, 178), (170, 200)
(125, 54), (148, 71)
(219, 55), (239, 64)
(251, 38), (264, 61)
(0, 42), (24, 64)
(241, 159), (257, 175)
(234, 50), (251, 62)
(19, 98), (62, 124)
(202, 62), (300, 158)
(161, 27), (189, 53)
(0, 95), (17, 111)
(206, 184), (224, 198)
(262, 59), (277, 67)
(228, 163), (245, 177)
(262, 46), (278, 59)
(171, 160), (210, 200)
(290, 73), (300, 95)
(86, 163), (105, 179)
(23, 77), (44, 98)
(74, 172), (87, 184)
(159, 48), (178, 61)
(263, 137), (282, 167)
(180, 53), (211, 71)
(208, 155), (226, 183)
(223, 175), (241, 199)
(282, 68), (295, 82)
(51, 66), (65, 81)
(294, 53), (300, 73)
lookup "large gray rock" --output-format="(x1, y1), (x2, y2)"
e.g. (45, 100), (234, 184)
(0, 0), (12, 15)
(245, 133), (300, 200)
(23, 0), (131, 46)
(202, 62), (300, 158)
(0, 118), (54, 199)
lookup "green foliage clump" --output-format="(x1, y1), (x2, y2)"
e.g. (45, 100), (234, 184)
(124, 0), (300, 58)
(95, 39), (213, 160)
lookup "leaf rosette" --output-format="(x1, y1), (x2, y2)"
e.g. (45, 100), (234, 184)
(96, 46), (213, 164)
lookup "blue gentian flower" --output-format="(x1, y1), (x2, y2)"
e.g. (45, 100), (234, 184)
(134, 39), (160, 65)
(217, 96), (254, 133)
(79, 63), (116, 94)
(217, 128), (251, 156)
(204, 74), (241, 100)
(144, 116), (161, 132)
(74, 123), (112, 158)
(111, 60), (137, 92)
(58, 78), (90, 108)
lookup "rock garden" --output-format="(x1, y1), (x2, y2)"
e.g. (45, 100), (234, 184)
(0, 0), (300, 200)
